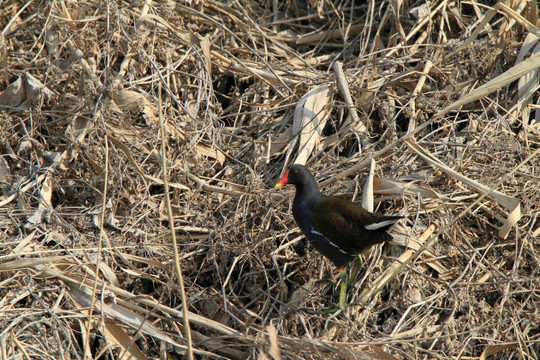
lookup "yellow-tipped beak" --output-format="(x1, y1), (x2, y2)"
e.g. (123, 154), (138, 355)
(275, 169), (289, 188)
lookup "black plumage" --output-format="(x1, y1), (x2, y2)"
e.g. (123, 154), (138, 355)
(276, 164), (402, 269)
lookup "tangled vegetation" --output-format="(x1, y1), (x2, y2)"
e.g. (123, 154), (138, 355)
(1, 0), (539, 359)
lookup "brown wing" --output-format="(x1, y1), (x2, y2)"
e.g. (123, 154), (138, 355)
(311, 196), (396, 255)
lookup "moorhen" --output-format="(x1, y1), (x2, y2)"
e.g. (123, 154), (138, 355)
(275, 164), (402, 307)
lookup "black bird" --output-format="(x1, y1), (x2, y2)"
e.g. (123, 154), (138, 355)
(275, 164), (402, 306)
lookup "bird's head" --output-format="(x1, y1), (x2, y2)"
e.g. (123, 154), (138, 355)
(275, 164), (311, 188)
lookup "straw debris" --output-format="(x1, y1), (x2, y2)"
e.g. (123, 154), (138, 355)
(1, 0), (539, 359)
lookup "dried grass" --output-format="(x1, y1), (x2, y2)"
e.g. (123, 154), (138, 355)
(1, 0), (539, 359)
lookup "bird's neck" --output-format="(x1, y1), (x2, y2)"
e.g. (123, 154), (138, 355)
(292, 181), (321, 231)
(297, 176), (320, 197)
(293, 179), (321, 208)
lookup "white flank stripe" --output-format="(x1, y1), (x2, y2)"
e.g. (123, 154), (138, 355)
(311, 229), (325, 237)
(311, 228), (348, 254)
(364, 219), (398, 230)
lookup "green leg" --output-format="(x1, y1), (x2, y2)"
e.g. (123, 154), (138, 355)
(338, 255), (364, 308)
(349, 254), (364, 282)
(338, 268), (348, 308)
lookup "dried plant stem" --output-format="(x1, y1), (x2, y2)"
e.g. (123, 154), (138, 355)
(333, 61), (369, 149)
(158, 85), (193, 359)
(84, 134), (109, 359)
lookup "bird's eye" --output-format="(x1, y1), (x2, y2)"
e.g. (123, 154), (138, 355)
(292, 170), (298, 174)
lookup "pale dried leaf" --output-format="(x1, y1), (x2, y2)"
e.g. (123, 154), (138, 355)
(373, 177), (440, 198)
(370, 344), (400, 360)
(266, 325), (281, 360)
(112, 89), (158, 122)
(27, 208), (49, 225)
(362, 158), (375, 212)
(96, 262), (120, 287)
(479, 343), (517, 360)
(196, 143), (226, 165)
(103, 318), (146, 360)
(435, 51), (540, 120)
(68, 285), (180, 347)
(293, 85), (333, 165)
(0, 257), (69, 271)
(39, 176), (53, 209)
(24, 73), (54, 100)
(516, 33), (540, 125)
(0, 76), (24, 107)
(0, 34), (7, 68)
(201, 36), (212, 77)
(498, 2), (540, 38)
(10, 231), (36, 255)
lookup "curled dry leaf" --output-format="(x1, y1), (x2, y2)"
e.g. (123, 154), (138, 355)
(0, 73), (54, 108)
(292, 85), (333, 165)
(373, 177), (441, 199)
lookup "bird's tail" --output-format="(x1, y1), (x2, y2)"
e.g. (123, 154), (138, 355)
(364, 215), (403, 231)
